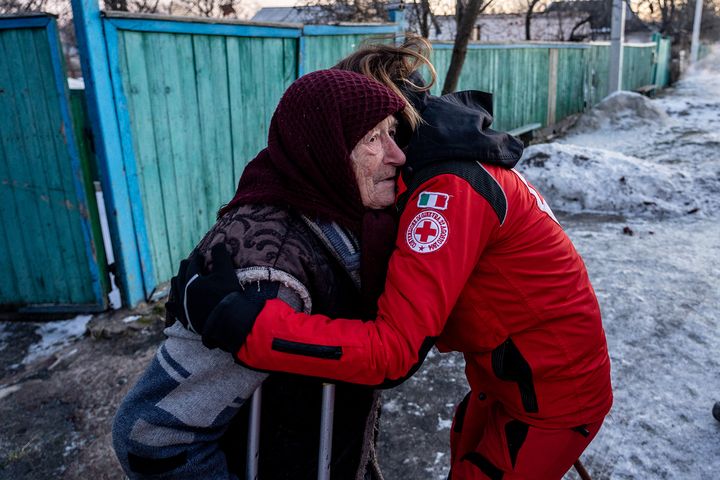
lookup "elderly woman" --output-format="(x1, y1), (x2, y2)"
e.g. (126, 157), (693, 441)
(112, 69), (410, 479)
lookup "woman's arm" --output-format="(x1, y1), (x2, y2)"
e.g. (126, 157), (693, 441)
(235, 173), (500, 386)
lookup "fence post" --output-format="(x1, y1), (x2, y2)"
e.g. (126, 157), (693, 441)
(70, 0), (146, 307)
(690, 0), (704, 64)
(608, 0), (626, 93)
(546, 48), (559, 126)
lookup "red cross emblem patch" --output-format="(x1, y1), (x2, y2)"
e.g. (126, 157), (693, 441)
(406, 210), (449, 253)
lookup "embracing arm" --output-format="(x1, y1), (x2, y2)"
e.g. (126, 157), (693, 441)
(236, 174), (499, 386)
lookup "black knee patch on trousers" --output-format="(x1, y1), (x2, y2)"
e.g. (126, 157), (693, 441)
(491, 338), (539, 413)
(505, 419), (529, 467)
(128, 451), (187, 475)
(462, 451), (504, 480)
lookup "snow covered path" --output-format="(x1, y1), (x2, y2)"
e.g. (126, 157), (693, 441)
(565, 217), (720, 479)
(378, 49), (720, 479)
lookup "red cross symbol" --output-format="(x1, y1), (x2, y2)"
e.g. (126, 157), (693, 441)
(415, 221), (438, 242)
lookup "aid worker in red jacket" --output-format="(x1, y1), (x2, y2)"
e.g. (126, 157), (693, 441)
(173, 75), (613, 479)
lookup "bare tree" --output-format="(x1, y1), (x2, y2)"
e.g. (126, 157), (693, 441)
(442, 0), (494, 94)
(635, 0), (720, 47)
(300, 0), (389, 23)
(569, 13), (593, 40)
(176, 0), (249, 17)
(0, 0), (52, 13)
(524, 0), (545, 40)
(98, 0), (250, 17)
(104, 0), (129, 11)
(130, 0), (164, 13)
(406, 0), (442, 38)
(101, 0), (171, 14)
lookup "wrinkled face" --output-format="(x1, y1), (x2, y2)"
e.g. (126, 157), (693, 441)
(350, 115), (407, 209)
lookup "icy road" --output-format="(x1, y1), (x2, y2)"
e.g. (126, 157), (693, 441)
(377, 48), (720, 479)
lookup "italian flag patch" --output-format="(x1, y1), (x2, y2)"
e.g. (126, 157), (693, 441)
(417, 191), (449, 210)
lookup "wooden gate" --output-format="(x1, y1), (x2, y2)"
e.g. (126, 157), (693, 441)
(0, 14), (107, 312)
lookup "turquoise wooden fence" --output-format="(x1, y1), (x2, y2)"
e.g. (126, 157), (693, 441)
(0, 14), (107, 312)
(622, 43), (656, 90)
(698, 42), (711, 61)
(554, 46), (588, 120)
(653, 35), (672, 87)
(300, 25), (398, 74)
(429, 41), (662, 131)
(430, 44), (552, 131)
(1, 6), (674, 309)
(64, 3), (671, 307)
(101, 15), (299, 295)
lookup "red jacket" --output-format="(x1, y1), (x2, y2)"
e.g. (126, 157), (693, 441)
(237, 163), (612, 429)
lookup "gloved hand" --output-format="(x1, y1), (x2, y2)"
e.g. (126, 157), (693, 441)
(165, 243), (279, 353)
(165, 243), (240, 335)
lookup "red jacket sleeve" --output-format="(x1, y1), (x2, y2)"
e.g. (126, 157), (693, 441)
(236, 173), (500, 385)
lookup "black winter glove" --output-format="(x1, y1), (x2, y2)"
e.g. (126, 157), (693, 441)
(165, 243), (279, 353)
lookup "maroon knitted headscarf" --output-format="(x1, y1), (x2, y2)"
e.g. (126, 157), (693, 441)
(219, 70), (406, 315)
(219, 69), (406, 232)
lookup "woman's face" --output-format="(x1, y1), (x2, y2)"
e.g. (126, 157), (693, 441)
(350, 115), (407, 209)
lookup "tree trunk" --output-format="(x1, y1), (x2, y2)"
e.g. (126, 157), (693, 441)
(526, 9), (533, 40)
(420, 0), (431, 38)
(442, 0), (487, 94)
(570, 15), (592, 41)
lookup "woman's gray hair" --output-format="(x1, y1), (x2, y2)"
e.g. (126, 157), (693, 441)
(334, 34), (437, 131)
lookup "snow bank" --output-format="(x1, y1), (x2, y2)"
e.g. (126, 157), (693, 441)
(518, 142), (699, 218)
(518, 52), (720, 220)
(689, 43), (720, 80)
(570, 91), (669, 134)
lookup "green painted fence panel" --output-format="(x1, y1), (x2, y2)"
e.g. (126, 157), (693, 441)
(302, 34), (377, 73)
(0, 16), (106, 310)
(622, 44), (656, 91)
(300, 26), (399, 75)
(430, 45), (550, 131)
(555, 47), (589, 119)
(698, 43), (711, 61)
(654, 36), (672, 87)
(584, 43), (610, 107)
(582, 42), (657, 105)
(427, 42), (659, 130)
(114, 27), (297, 284)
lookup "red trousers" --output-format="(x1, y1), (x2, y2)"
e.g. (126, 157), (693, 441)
(449, 393), (604, 480)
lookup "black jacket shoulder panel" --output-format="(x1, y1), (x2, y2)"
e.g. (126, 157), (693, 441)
(398, 160), (508, 226)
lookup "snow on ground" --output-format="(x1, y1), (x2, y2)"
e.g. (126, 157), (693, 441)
(520, 142), (700, 218)
(21, 315), (92, 365)
(379, 46), (720, 479)
(3, 47), (718, 480)
(548, 47), (720, 480)
(564, 216), (720, 479)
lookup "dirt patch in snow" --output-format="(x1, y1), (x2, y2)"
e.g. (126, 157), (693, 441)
(0, 308), (165, 479)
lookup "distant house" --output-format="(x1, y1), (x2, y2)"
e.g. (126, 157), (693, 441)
(251, 1), (655, 43)
(251, 5), (386, 24)
(251, 6), (329, 24)
(545, 0), (654, 41)
(426, 12), (592, 42)
(252, 5), (591, 42)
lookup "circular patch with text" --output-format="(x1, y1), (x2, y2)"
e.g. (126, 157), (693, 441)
(406, 210), (449, 254)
